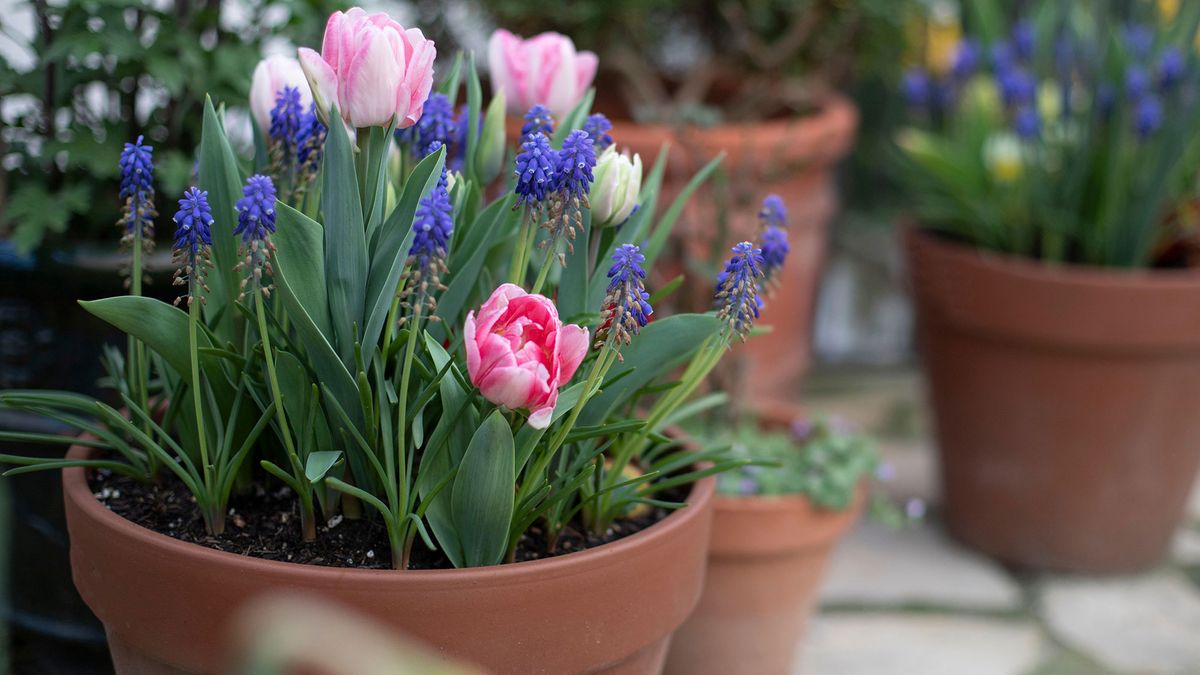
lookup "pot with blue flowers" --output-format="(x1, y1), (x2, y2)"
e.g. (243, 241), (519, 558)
(0, 8), (776, 675)
(898, 4), (1200, 572)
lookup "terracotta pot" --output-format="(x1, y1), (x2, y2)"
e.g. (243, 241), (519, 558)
(907, 228), (1200, 572)
(62, 445), (716, 674)
(608, 96), (859, 407)
(664, 402), (863, 675)
(664, 493), (862, 675)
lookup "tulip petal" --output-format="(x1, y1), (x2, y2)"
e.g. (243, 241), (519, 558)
(555, 324), (589, 385)
(298, 47), (339, 123)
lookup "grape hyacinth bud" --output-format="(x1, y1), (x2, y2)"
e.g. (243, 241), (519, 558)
(951, 39), (979, 81)
(401, 142), (454, 317)
(539, 130), (596, 265)
(514, 132), (556, 208)
(714, 242), (765, 341)
(295, 103), (327, 186)
(583, 113), (614, 150)
(414, 92), (456, 158)
(1126, 66), (1150, 101)
(234, 175), (278, 297)
(117, 136), (157, 280)
(902, 68), (931, 109)
(1123, 25), (1154, 60)
(1135, 95), (1163, 138)
(171, 188), (215, 306)
(521, 104), (555, 141)
(1014, 105), (1040, 140)
(999, 69), (1035, 108)
(595, 244), (652, 355)
(759, 226), (789, 295)
(1159, 48), (1184, 90)
(1012, 21), (1035, 61)
(759, 194), (787, 230)
(268, 86), (303, 185)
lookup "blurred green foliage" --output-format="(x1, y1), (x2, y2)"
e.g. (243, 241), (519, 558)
(0, 0), (343, 254)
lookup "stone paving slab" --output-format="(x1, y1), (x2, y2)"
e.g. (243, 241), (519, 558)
(875, 439), (940, 504)
(1039, 571), (1200, 674)
(820, 522), (1023, 612)
(798, 612), (1045, 675)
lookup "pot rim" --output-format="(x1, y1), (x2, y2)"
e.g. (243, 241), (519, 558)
(63, 444), (715, 583)
(909, 226), (1200, 289)
(605, 92), (857, 136)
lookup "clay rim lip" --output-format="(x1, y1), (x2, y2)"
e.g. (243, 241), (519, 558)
(909, 226), (1200, 289)
(63, 444), (715, 582)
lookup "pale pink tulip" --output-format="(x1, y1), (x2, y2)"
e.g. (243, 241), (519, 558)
(464, 284), (589, 429)
(487, 29), (597, 119)
(249, 56), (313, 135)
(298, 8), (436, 129)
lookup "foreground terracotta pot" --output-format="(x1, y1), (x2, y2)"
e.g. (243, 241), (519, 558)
(63, 445), (716, 674)
(609, 96), (859, 406)
(908, 228), (1200, 572)
(664, 492), (862, 675)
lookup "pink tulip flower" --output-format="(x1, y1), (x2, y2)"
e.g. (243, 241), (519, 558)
(487, 29), (597, 119)
(250, 56), (313, 135)
(298, 8), (436, 129)
(465, 284), (589, 429)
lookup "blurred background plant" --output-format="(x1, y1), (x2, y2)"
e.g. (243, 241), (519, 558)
(896, 0), (1200, 267)
(0, 0), (342, 254)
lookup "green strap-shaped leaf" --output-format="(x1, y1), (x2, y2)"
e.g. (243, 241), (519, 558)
(362, 147), (447, 352)
(322, 109), (369, 367)
(417, 332), (473, 567)
(198, 97), (246, 344)
(579, 313), (720, 426)
(273, 203), (332, 341)
(79, 297), (209, 384)
(451, 410), (515, 568)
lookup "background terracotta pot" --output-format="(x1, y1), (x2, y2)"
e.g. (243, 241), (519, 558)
(663, 490), (862, 675)
(610, 96), (859, 408)
(63, 445), (716, 675)
(908, 228), (1200, 573)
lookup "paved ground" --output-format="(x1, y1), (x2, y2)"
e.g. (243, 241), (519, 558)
(795, 368), (1200, 675)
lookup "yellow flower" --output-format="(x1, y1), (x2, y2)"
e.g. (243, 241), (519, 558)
(984, 133), (1023, 184)
(925, 1), (962, 76)
(1038, 81), (1063, 122)
(1159, 0), (1180, 23)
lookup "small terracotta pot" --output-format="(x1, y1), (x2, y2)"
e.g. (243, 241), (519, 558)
(664, 402), (863, 675)
(608, 96), (859, 407)
(908, 228), (1200, 572)
(63, 445), (716, 674)
(664, 492), (862, 675)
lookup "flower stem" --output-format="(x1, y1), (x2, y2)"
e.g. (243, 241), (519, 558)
(188, 296), (215, 533)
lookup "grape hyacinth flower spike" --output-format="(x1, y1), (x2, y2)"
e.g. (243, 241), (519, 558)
(171, 187), (215, 306)
(583, 113), (614, 150)
(269, 85), (303, 180)
(514, 132), (557, 209)
(234, 175), (278, 298)
(757, 195), (789, 293)
(714, 242), (765, 341)
(595, 244), (653, 358)
(412, 92), (456, 158)
(540, 129), (596, 266)
(294, 103), (327, 192)
(521, 104), (555, 141)
(400, 141), (454, 319)
(118, 135), (157, 285)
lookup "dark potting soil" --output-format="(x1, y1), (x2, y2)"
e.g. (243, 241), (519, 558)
(88, 468), (683, 571)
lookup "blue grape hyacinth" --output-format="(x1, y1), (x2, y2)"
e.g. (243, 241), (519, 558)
(583, 113), (614, 150)
(234, 175), (278, 296)
(172, 187), (215, 304)
(521, 104), (555, 140)
(295, 104), (326, 174)
(270, 86), (303, 151)
(402, 142), (454, 314)
(715, 242), (765, 341)
(555, 130), (597, 200)
(514, 132), (556, 207)
(118, 135), (157, 241)
(596, 244), (652, 351)
(414, 93), (456, 158)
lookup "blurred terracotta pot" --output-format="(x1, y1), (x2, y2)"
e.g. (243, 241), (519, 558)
(664, 405), (863, 675)
(610, 96), (858, 407)
(63, 445), (716, 675)
(908, 228), (1200, 572)
(664, 492), (862, 675)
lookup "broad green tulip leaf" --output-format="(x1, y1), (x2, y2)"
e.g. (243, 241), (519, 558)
(273, 203), (331, 341)
(580, 313), (721, 426)
(451, 410), (514, 567)
(322, 106), (369, 367)
(198, 97), (246, 344)
(80, 297), (209, 385)
(362, 147), (446, 352)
